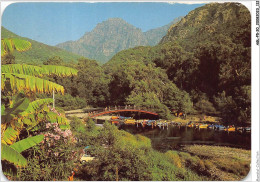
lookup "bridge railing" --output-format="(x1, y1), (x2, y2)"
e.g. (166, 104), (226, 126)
(87, 105), (157, 117)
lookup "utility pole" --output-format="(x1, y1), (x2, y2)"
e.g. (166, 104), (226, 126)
(116, 166), (118, 181)
(53, 90), (55, 108)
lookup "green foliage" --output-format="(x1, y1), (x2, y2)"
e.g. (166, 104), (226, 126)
(55, 94), (86, 110)
(10, 135), (44, 153)
(1, 92), (30, 125)
(2, 73), (65, 94)
(153, 42), (200, 92)
(105, 2), (251, 123)
(1, 38), (32, 57)
(195, 99), (216, 115)
(2, 64), (78, 77)
(76, 122), (209, 181)
(55, 58), (109, 107)
(41, 65), (78, 76)
(1, 135), (44, 168)
(43, 56), (64, 65)
(2, 64), (42, 76)
(19, 123), (77, 181)
(1, 26), (82, 64)
(1, 64), (78, 96)
(1, 143), (27, 167)
(106, 60), (192, 118)
(1, 53), (15, 65)
(1, 127), (19, 145)
(21, 98), (53, 116)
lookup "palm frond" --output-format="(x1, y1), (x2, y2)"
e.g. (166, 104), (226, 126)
(10, 135), (44, 153)
(2, 64), (78, 77)
(1, 73), (65, 94)
(1, 38), (31, 57)
(11, 39), (32, 52)
(21, 98), (53, 116)
(1, 64), (42, 76)
(1, 127), (19, 145)
(47, 111), (70, 129)
(1, 143), (27, 167)
(41, 65), (78, 76)
(1, 39), (7, 56)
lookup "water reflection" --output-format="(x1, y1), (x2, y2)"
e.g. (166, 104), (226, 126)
(119, 125), (251, 151)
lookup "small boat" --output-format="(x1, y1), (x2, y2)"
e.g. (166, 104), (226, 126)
(199, 124), (208, 129)
(111, 120), (120, 124)
(186, 121), (194, 127)
(119, 116), (131, 120)
(214, 125), (225, 130)
(244, 127), (251, 133)
(147, 120), (156, 126)
(111, 116), (119, 120)
(208, 124), (215, 129)
(124, 119), (136, 125)
(225, 127), (236, 132)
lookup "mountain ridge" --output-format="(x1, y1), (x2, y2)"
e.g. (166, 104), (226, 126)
(56, 17), (182, 64)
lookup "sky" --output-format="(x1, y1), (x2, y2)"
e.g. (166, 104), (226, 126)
(2, 2), (205, 46)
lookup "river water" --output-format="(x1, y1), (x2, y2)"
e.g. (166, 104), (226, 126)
(119, 125), (251, 151)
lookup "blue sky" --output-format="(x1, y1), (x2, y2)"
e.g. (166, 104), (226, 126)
(2, 2), (205, 46)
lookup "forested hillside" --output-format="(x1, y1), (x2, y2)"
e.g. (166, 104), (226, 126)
(1, 27), (83, 64)
(2, 2), (250, 124)
(104, 2), (251, 125)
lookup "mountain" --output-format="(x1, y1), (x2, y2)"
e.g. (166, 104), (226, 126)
(160, 3), (250, 49)
(1, 27), (83, 64)
(56, 17), (182, 64)
(104, 2), (251, 124)
(143, 16), (183, 46)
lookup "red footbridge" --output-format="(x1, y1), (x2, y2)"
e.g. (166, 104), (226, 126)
(88, 106), (159, 118)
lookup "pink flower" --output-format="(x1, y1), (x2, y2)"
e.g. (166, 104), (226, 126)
(54, 135), (60, 140)
(62, 132), (68, 138)
(46, 123), (51, 129)
(54, 127), (61, 133)
(54, 152), (59, 156)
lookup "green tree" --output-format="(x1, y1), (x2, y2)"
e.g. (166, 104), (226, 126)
(71, 58), (110, 106)
(43, 56), (64, 65)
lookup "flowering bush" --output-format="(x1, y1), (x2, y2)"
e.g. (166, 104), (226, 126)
(19, 122), (80, 181)
(39, 122), (77, 160)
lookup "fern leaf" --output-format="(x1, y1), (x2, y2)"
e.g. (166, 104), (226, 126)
(1, 143), (27, 167)
(10, 135), (44, 153)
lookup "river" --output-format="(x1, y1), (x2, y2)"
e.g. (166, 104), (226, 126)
(119, 125), (251, 151)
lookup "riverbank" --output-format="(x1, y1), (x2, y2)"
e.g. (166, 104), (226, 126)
(172, 115), (221, 124)
(180, 145), (251, 181)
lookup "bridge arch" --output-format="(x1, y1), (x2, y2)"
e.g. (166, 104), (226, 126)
(90, 109), (158, 118)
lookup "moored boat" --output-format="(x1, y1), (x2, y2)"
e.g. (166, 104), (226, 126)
(199, 124), (208, 129)
(124, 119), (136, 125)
